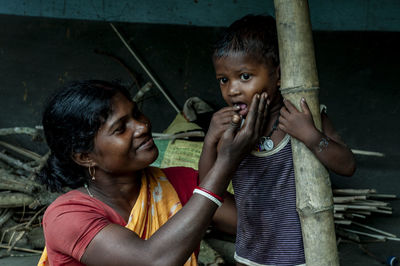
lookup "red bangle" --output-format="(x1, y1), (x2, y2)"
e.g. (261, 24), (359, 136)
(195, 186), (224, 203)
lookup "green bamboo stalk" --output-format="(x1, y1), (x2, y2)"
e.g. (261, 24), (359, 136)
(273, 1), (339, 265)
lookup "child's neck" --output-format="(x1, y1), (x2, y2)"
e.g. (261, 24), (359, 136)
(262, 98), (284, 136)
(269, 97), (284, 118)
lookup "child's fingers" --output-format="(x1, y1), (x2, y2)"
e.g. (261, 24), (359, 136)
(278, 114), (288, 130)
(283, 98), (297, 113)
(300, 97), (311, 114)
(212, 108), (241, 125)
(278, 122), (287, 133)
(280, 106), (290, 119)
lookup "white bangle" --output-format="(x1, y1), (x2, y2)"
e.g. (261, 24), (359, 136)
(193, 188), (222, 207)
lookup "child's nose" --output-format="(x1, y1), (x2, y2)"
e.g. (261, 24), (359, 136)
(228, 82), (241, 96)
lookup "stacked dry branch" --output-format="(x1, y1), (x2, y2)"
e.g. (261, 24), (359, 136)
(0, 127), (59, 258)
(333, 189), (399, 244)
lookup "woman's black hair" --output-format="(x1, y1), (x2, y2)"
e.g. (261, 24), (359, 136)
(213, 14), (280, 67)
(38, 80), (132, 192)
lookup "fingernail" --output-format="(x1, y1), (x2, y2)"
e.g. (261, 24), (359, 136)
(301, 97), (305, 102)
(256, 94), (260, 99)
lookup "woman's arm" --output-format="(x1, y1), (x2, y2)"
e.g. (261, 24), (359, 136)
(81, 93), (268, 266)
(82, 161), (233, 266)
(198, 107), (239, 235)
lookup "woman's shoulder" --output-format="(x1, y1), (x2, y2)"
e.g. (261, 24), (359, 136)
(43, 190), (125, 226)
(45, 190), (97, 212)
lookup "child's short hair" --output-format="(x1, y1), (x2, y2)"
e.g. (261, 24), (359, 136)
(213, 14), (279, 67)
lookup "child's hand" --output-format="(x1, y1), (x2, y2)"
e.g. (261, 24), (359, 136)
(279, 97), (318, 145)
(205, 105), (241, 146)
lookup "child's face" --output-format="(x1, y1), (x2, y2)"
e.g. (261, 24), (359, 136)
(214, 52), (280, 117)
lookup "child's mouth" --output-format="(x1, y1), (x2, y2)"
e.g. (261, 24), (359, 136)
(234, 103), (248, 117)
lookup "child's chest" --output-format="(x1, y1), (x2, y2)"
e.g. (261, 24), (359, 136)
(234, 139), (294, 188)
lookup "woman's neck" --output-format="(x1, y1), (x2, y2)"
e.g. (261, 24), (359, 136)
(85, 171), (143, 220)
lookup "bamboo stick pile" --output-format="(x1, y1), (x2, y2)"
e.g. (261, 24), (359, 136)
(0, 127), (59, 258)
(333, 188), (399, 244)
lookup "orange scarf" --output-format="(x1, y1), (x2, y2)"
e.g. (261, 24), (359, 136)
(38, 167), (196, 266)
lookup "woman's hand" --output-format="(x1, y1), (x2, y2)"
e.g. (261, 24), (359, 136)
(279, 97), (319, 146)
(217, 93), (268, 165)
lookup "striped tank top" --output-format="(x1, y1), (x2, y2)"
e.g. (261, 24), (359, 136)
(232, 134), (306, 266)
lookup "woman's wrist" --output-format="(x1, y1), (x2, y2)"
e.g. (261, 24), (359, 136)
(200, 157), (234, 194)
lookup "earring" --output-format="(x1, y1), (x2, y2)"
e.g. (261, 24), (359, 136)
(88, 165), (96, 181)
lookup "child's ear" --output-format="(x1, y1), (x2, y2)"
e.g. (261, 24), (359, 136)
(72, 152), (94, 168)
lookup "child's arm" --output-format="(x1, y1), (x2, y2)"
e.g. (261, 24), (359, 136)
(198, 105), (241, 182)
(279, 98), (356, 176)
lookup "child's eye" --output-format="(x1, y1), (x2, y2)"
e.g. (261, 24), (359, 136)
(218, 77), (228, 85)
(240, 73), (251, 81)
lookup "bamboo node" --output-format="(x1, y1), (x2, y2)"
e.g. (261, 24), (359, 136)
(297, 204), (334, 217)
(280, 86), (319, 95)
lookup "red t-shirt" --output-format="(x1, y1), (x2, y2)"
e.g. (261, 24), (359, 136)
(43, 167), (199, 265)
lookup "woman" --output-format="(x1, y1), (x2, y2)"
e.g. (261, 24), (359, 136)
(37, 80), (268, 266)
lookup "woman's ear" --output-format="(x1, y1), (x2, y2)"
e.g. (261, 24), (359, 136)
(72, 152), (93, 168)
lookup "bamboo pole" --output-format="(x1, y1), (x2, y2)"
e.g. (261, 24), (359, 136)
(274, 1), (339, 265)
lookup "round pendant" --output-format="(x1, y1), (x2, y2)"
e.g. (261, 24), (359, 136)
(263, 138), (274, 151)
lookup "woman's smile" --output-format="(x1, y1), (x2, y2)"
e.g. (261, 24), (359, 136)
(136, 137), (155, 151)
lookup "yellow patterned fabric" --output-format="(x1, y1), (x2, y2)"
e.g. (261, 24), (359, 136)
(38, 167), (196, 266)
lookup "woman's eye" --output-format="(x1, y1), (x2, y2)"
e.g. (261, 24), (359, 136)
(240, 73), (251, 81)
(114, 124), (126, 134)
(218, 77), (228, 85)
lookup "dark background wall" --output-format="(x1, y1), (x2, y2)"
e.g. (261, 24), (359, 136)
(0, 10), (399, 264)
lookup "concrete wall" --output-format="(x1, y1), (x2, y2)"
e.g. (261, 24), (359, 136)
(0, 0), (400, 31)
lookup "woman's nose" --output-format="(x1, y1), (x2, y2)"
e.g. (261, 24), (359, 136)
(132, 120), (149, 137)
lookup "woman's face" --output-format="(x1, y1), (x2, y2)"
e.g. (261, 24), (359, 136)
(89, 92), (158, 176)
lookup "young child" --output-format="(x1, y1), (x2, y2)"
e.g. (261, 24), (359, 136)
(199, 15), (356, 266)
